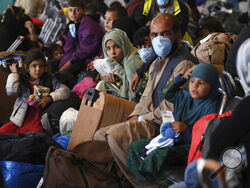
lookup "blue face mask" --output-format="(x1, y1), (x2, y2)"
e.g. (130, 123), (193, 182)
(152, 36), (172, 57)
(69, 23), (76, 38)
(157, 0), (169, 7)
(138, 48), (157, 63)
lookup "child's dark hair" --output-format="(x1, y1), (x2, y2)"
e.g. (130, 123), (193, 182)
(107, 5), (128, 18)
(133, 26), (150, 47)
(46, 43), (63, 60)
(24, 48), (46, 67)
(85, 3), (98, 15)
(110, 1), (123, 8)
(68, 0), (85, 9)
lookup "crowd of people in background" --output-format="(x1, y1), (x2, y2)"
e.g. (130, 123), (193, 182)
(0, 0), (250, 187)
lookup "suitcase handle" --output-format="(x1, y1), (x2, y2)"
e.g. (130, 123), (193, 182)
(84, 88), (99, 107)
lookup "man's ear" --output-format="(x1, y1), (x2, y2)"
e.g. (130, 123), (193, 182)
(176, 30), (183, 41)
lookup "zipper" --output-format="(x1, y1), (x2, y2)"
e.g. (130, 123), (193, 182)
(13, 102), (22, 116)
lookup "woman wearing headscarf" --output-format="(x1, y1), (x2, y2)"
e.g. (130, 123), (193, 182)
(94, 28), (143, 101)
(204, 38), (250, 187)
(126, 63), (221, 185)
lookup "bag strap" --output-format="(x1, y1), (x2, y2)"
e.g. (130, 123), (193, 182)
(193, 43), (200, 63)
(75, 159), (90, 188)
(79, 158), (120, 183)
(44, 147), (122, 187)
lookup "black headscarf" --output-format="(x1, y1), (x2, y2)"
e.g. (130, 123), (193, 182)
(0, 6), (31, 51)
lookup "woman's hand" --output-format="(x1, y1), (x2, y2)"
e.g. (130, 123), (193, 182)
(131, 72), (140, 92)
(171, 121), (187, 133)
(103, 73), (117, 84)
(38, 96), (52, 108)
(87, 61), (95, 72)
(25, 20), (37, 42)
(9, 63), (18, 73)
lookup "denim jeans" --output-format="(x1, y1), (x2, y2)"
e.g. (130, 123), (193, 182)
(169, 160), (219, 188)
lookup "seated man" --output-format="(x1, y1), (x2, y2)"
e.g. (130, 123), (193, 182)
(94, 13), (198, 187)
(131, 0), (198, 43)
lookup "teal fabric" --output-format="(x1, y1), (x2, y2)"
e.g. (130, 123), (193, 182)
(126, 138), (190, 183)
(173, 89), (219, 128)
(102, 28), (143, 100)
(173, 63), (220, 128)
(190, 63), (220, 97)
(162, 63), (220, 128)
(0, 0), (14, 13)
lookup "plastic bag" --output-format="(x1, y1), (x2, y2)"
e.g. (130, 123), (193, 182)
(59, 108), (78, 134)
(0, 161), (44, 188)
(52, 133), (71, 150)
(93, 57), (124, 77)
(73, 77), (97, 98)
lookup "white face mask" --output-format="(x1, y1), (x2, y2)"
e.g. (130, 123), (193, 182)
(69, 23), (76, 38)
(156, 0), (169, 7)
(152, 36), (173, 57)
(138, 48), (157, 63)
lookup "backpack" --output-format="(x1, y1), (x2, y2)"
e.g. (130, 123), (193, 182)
(187, 110), (233, 164)
(191, 33), (237, 74)
(42, 141), (129, 188)
(0, 132), (63, 164)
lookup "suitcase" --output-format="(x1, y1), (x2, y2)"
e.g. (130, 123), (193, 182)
(68, 88), (136, 150)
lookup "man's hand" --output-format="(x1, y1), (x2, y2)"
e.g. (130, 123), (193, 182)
(38, 96), (52, 108)
(171, 121), (187, 133)
(127, 116), (139, 122)
(131, 72), (140, 92)
(9, 63), (18, 73)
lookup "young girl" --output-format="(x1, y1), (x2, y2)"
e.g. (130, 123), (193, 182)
(0, 49), (70, 134)
(95, 28), (143, 101)
(126, 63), (220, 184)
(104, 5), (128, 32)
